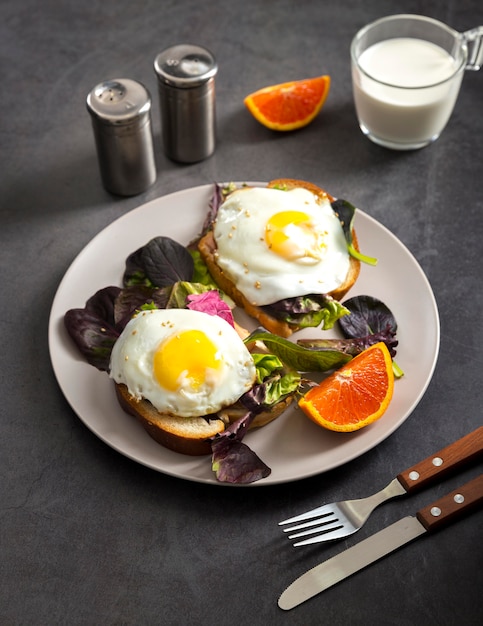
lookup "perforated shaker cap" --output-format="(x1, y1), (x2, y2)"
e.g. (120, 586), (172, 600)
(86, 78), (152, 125)
(154, 44), (218, 88)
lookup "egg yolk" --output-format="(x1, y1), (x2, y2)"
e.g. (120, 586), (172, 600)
(153, 329), (221, 392)
(264, 210), (324, 262)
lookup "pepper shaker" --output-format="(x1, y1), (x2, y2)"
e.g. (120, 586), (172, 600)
(154, 44), (218, 163)
(86, 78), (156, 196)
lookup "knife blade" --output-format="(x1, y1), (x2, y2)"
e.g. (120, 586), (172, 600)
(278, 473), (483, 611)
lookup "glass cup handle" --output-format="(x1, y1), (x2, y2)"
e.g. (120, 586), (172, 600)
(460, 26), (483, 71)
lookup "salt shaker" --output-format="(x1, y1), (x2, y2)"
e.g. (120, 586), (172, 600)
(86, 78), (156, 196)
(154, 44), (218, 163)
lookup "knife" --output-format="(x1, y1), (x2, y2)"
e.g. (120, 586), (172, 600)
(278, 473), (483, 611)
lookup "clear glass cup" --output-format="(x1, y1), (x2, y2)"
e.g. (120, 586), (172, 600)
(351, 14), (483, 150)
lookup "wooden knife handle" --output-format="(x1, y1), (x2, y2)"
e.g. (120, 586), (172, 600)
(397, 426), (483, 492)
(416, 473), (483, 531)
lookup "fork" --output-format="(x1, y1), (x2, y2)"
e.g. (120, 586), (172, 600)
(279, 426), (483, 546)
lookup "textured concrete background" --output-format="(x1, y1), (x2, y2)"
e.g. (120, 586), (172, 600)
(1, 1), (482, 624)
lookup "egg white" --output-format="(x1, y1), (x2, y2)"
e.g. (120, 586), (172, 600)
(213, 186), (350, 306)
(109, 308), (256, 417)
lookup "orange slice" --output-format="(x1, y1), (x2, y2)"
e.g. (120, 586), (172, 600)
(244, 75), (331, 131)
(298, 342), (394, 432)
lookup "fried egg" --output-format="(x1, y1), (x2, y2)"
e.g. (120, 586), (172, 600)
(213, 186), (350, 306)
(109, 308), (256, 417)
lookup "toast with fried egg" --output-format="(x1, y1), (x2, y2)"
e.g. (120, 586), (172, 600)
(198, 179), (361, 337)
(109, 307), (296, 457)
(115, 382), (293, 456)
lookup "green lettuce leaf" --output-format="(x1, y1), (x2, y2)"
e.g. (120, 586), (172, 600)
(190, 249), (217, 286)
(251, 353), (301, 404)
(165, 281), (213, 309)
(263, 370), (301, 405)
(246, 328), (352, 372)
(261, 294), (349, 330)
(251, 352), (285, 383)
(331, 199), (378, 266)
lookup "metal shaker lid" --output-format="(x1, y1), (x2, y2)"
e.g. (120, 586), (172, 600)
(86, 78), (152, 125)
(154, 44), (218, 88)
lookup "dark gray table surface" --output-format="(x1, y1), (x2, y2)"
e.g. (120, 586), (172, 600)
(2, 1), (482, 624)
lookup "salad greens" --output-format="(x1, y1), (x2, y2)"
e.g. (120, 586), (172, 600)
(296, 295), (402, 377)
(64, 233), (371, 484)
(64, 184), (399, 485)
(211, 413), (271, 483)
(339, 294), (403, 378)
(338, 294), (398, 351)
(260, 294), (349, 332)
(245, 329), (352, 372)
(331, 198), (378, 266)
(210, 352), (301, 483)
(64, 286), (122, 372)
(64, 236), (307, 484)
(124, 235), (194, 288)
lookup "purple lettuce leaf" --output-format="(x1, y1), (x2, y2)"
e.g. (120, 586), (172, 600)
(114, 285), (171, 329)
(297, 333), (398, 358)
(64, 285), (171, 371)
(64, 286), (122, 371)
(260, 293), (349, 330)
(84, 285), (122, 326)
(211, 438), (271, 484)
(200, 183), (223, 237)
(210, 412), (271, 484)
(123, 236), (194, 288)
(337, 295), (398, 357)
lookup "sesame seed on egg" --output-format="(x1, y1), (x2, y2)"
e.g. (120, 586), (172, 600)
(109, 308), (257, 418)
(212, 186), (350, 306)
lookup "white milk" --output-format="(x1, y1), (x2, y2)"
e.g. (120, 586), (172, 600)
(352, 37), (463, 148)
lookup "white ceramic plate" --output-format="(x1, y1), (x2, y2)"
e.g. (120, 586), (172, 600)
(49, 183), (440, 486)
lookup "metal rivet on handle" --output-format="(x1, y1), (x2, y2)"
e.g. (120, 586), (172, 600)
(454, 494), (465, 504)
(432, 457), (443, 466)
(408, 471), (420, 481)
(430, 506), (442, 517)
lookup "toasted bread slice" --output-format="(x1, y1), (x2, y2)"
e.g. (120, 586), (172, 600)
(198, 179), (361, 337)
(115, 382), (226, 455)
(115, 382), (293, 456)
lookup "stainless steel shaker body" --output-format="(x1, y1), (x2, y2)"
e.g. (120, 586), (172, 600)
(154, 45), (218, 163)
(86, 79), (156, 196)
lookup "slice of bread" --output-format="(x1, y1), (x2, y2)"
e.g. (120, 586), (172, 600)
(115, 382), (226, 455)
(198, 179), (361, 337)
(115, 382), (293, 456)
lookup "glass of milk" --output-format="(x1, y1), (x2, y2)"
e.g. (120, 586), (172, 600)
(351, 14), (483, 150)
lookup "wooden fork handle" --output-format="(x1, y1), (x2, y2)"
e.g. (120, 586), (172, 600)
(397, 426), (483, 493)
